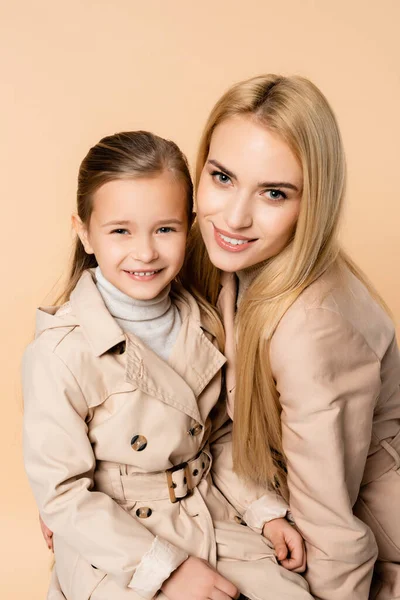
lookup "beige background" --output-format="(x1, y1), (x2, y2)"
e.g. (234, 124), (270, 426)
(1, 0), (399, 596)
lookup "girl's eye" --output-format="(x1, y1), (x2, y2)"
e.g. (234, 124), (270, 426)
(111, 228), (129, 235)
(211, 170), (231, 185)
(265, 189), (287, 202)
(156, 226), (175, 234)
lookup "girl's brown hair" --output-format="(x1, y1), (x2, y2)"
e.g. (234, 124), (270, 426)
(182, 74), (387, 496)
(57, 131), (193, 304)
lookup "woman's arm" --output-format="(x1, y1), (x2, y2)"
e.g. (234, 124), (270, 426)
(209, 404), (306, 571)
(271, 305), (380, 600)
(210, 415), (290, 529)
(22, 342), (188, 598)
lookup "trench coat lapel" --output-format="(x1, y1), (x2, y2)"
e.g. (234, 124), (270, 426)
(125, 288), (226, 425)
(217, 272), (237, 419)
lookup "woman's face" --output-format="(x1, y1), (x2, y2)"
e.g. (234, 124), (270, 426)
(196, 115), (303, 273)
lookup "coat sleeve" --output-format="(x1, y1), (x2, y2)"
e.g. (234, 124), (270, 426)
(209, 400), (289, 531)
(22, 342), (188, 599)
(270, 305), (380, 600)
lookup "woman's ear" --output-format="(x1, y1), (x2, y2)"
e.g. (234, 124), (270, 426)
(71, 214), (94, 254)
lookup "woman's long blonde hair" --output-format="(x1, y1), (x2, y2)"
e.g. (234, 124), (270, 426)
(182, 74), (385, 495)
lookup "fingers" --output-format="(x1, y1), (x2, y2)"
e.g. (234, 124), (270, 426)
(214, 573), (239, 599)
(280, 539), (306, 572)
(267, 530), (288, 562)
(273, 540), (289, 562)
(39, 514), (54, 550)
(209, 589), (235, 600)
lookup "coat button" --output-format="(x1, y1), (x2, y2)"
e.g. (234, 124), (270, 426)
(131, 435), (147, 451)
(188, 424), (203, 436)
(234, 515), (247, 526)
(136, 507), (152, 519)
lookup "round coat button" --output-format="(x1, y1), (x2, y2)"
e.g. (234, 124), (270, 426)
(234, 515), (247, 526)
(136, 507), (152, 519)
(131, 435), (147, 451)
(188, 424), (203, 436)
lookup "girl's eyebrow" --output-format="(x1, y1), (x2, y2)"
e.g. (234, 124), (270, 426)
(102, 218), (185, 228)
(155, 219), (184, 226)
(207, 158), (300, 192)
(102, 220), (131, 228)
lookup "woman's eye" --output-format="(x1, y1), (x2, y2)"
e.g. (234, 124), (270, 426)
(156, 226), (175, 234)
(265, 189), (287, 201)
(211, 170), (231, 185)
(111, 228), (129, 235)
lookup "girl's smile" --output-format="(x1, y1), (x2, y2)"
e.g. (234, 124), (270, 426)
(73, 173), (189, 300)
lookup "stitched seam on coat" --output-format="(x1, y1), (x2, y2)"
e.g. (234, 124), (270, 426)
(303, 305), (382, 362)
(357, 496), (400, 554)
(51, 349), (89, 414)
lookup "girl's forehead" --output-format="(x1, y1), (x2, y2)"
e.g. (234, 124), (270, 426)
(90, 177), (188, 224)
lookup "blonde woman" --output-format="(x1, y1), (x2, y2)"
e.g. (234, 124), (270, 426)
(184, 75), (400, 600)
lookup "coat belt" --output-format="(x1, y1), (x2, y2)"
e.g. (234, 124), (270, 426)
(362, 428), (400, 486)
(94, 449), (211, 503)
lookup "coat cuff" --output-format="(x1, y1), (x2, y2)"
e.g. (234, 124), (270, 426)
(128, 536), (188, 599)
(243, 493), (289, 532)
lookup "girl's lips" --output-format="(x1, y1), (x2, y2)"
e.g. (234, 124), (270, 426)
(123, 269), (163, 282)
(213, 225), (256, 253)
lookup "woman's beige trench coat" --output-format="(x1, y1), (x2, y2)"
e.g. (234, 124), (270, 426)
(219, 264), (400, 600)
(22, 271), (312, 600)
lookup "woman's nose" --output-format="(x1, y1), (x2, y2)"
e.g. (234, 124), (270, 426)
(223, 194), (253, 230)
(130, 237), (159, 263)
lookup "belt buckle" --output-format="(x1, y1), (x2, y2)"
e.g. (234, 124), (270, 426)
(166, 462), (193, 504)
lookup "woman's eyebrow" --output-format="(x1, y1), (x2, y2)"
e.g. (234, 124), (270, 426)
(208, 159), (300, 192)
(258, 181), (300, 192)
(207, 159), (237, 180)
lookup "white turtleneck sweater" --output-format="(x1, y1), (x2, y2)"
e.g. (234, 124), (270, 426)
(95, 267), (181, 362)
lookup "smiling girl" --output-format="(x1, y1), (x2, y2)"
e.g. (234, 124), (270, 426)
(23, 131), (313, 600)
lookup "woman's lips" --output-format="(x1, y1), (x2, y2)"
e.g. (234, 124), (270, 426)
(213, 225), (256, 252)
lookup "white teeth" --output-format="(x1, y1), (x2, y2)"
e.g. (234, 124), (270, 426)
(219, 233), (249, 245)
(129, 271), (157, 276)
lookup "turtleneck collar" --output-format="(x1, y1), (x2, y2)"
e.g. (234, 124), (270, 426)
(95, 267), (172, 323)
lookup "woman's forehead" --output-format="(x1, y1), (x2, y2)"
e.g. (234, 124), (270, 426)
(209, 115), (302, 187)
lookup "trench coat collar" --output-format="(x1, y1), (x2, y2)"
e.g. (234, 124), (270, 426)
(35, 270), (126, 356)
(35, 271), (226, 424)
(124, 287), (226, 424)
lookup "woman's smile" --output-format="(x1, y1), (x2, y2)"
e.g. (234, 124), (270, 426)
(213, 224), (257, 252)
(196, 115), (303, 273)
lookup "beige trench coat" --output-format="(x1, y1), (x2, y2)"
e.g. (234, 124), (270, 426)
(22, 271), (312, 600)
(219, 264), (400, 600)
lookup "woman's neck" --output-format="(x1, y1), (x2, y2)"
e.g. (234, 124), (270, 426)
(236, 260), (268, 305)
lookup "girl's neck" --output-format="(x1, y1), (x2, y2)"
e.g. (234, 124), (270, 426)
(95, 267), (172, 322)
(94, 267), (181, 362)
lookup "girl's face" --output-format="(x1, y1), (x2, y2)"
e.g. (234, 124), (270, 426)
(196, 115), (303, 273)
(73, 171), (189, 300)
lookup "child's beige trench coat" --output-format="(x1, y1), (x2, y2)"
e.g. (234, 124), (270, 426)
(22, 272), (312, 600)
(219, 264), (400, 600)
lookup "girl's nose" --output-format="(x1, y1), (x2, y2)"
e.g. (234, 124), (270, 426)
(131, 237), (159, 263)
(223, 194), (253, 230)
